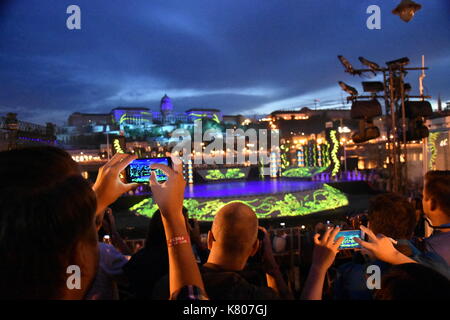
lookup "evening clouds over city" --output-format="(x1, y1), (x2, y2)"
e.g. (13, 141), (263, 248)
(0, 0), (449, 125)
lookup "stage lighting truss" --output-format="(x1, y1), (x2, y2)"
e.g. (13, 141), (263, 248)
(337, 56), (432, 145)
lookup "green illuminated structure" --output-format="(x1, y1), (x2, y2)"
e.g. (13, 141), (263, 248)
(281, 166), (328, 178)
(118, 113), (152, 125)
(330, 130), (340, 177)
(129, 183), (348, 221)
(205, 168), (246, 180)
(113, 138), (125, 154)
(428, 132), (439, 170)
(322, 142), (330, 167)
(190, 113), (221, 124)
(280, 144), (290, 169)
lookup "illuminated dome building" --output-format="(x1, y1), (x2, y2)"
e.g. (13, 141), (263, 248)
(160, 94), (173, 123)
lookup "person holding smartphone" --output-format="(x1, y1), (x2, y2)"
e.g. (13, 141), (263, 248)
(0, 147), (206, 300)
(147, 157), (207, 299)
(331, 193), (418, 300)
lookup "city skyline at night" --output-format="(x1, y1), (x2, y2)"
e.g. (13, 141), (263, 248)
(1, 0), (449, 125)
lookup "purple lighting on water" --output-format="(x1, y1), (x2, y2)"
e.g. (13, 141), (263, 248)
(184, 180), (324, 199)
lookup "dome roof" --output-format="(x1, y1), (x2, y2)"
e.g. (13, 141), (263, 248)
(161, 94), (170, 103)
(160, 94), (173, 113)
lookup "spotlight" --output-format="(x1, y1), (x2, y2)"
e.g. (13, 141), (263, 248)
(350, 100), (382, 120)
(386, 57), (410, 68)
(400, 101), (432, 141)
(392, 0), (422, 23)
(362, 81), (384, 93)
(404, 83), (412, 93)
(358, 57), (380, 75)
(401, 119), (429, 141)
(350, 100), (382, 143)
(352, 120), (380, 143)
(404, 101), (432, 118)
(338, 55), (361, 76)
(338, 81), (358, 97)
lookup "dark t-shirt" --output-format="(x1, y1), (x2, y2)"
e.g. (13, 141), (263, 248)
(424, 231), (450, 266)
(151, 264), (280, 300)
(200, 265), (279, 300)
(123, 246), (169, 299)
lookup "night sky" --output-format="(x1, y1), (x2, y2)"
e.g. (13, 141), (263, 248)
(1, 0), (449, 125)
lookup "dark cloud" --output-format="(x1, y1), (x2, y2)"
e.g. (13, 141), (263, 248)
(0, 0), (449, 124)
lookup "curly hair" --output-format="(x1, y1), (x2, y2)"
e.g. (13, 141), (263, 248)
(368, 193), (417, 239)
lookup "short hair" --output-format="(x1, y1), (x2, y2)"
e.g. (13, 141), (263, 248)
(368, 193), (417, 239)
(375, 263), (450, 300)
(424, 171), (450, 217)
(0, 147), (97, 299)
(211, 202), (258, 256)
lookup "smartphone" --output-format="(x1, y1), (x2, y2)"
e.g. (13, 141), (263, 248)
(335, 230), (363, 250)
(126, 157), (172, 183)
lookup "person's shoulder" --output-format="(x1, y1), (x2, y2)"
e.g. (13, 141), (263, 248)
(423, 232), (450, 255)
(98, 242), (128, 274)
(201, 267), (278, 300)
(426, 231), (450, 243)
(336, 256), (366, 273)
(201, 266), (243, 283)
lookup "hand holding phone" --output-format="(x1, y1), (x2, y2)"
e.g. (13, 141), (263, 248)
(126, 157), (172, 183)
(312, 226), (345, 273)
(93, 153), (138, 215)
(334, 230), (364, 250)
(148, 158), (186, 220)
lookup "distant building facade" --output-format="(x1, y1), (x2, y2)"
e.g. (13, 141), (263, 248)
(186, 108), (223, 123)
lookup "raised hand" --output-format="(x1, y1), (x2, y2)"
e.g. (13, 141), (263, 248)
(354, 225), (415, 265)
(258, 227), (278, 274)
(311, 226), (344, 272)
(93, 153), (138, 215)
(149, 156), (186, 219)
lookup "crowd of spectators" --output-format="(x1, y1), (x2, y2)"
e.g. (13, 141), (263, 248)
(0, 146), (449, 300)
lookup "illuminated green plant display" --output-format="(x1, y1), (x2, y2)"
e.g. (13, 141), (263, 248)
(205, 170), (224, 180)
(323, 142), (331, 167)
(129, 184), (348, 221)
(313, 143), (317, 167)
(330, 130), (340, 177)
(225, 168), (245, 179)
(113, 138), (125, 154)
(205, 168), (246, 180)
(280, 144), (290, 169)
(281, 166), (328, 178)
(428, 132), (439, 170)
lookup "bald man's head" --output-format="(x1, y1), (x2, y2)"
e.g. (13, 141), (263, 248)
(210, 202), (258, 257)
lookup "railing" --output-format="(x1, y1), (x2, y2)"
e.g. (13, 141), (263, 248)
(269, 227), (302, 294)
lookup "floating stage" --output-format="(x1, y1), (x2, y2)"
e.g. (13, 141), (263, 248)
(127, 179), (349, 221)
